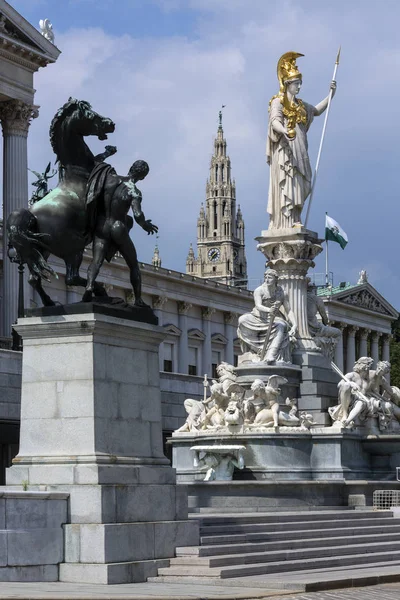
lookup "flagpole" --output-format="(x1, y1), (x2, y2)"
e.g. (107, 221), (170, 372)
(304, 47), (341, 229)
(325, 211), (329, 285)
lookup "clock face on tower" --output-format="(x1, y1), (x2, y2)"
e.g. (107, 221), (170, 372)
(208, 247), (221, 262)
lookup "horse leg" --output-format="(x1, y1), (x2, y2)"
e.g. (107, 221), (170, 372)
(28, 272), (56, 307)
(65, 253), (108, 298)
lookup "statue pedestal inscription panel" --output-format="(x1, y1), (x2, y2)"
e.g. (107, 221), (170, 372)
(6, 310), (198, 584)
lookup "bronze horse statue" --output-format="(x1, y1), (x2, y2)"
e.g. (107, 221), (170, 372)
(7, 98), (115, 306)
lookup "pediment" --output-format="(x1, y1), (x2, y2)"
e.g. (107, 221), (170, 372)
(188, 328), (206, 341)
(0, 2), (60, 67)
(331, 283), (398, 318)
(211, 332), (228, 345)
(163, 323), (181, 337)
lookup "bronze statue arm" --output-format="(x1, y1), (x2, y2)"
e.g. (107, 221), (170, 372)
(131, 192), (158, 236)
(94, 145), (117, 163)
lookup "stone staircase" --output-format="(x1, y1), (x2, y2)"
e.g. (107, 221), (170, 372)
(149, 510), (400, 583)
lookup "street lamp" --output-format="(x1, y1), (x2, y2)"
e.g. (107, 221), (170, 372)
(7, 244), (24, 351)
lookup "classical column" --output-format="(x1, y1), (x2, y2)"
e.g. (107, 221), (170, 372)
(153, 296), (168, 371)
(370, 331), (381, 364)
(333, 322), (346, 372)
(0, 100), (39, 337)
(177, 301), (191, 375)
(346, 326), (358, 372)
(359, 328), (370, 358)
(224, 311), (236, 366)
(382, 334), (391, 362)
(202, 307), (215, 377)
(382, 334), (391, 383)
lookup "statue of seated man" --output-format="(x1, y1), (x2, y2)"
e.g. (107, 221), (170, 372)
(329, 357), (378, 428)
(307, 281), (341, 355)
(237, 269), (297, 364)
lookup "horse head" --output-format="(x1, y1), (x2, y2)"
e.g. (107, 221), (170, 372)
(49, 98), (115, 169)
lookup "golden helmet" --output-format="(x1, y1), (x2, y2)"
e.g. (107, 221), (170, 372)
(277, 51), (304, 92)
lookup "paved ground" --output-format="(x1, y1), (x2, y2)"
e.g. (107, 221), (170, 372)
(0, 581), (399, 600)
(272, 582), (400, 599)
(0, 581), (297, 600)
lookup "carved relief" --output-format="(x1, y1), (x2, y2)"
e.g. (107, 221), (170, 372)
(340, 290), (391, 315)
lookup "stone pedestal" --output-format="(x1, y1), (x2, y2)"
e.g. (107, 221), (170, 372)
(6, 309), (198, 584)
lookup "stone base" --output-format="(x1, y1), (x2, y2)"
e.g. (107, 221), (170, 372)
(5, 311), (200, 584)
(293, 351), (340, 425)
(235, 362), (302, 404)
(172, 429), (400, 482)
(186, 479), (400, 512)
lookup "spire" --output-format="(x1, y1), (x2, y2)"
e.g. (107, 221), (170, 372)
(187, 242), (195, 260)
(151, 242), (161, 268)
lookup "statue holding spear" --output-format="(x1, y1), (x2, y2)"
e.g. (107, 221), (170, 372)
(266, 50), (339, 230)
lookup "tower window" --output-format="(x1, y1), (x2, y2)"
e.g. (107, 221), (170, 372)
(212, 266), (216, 272)
(215, 164), (218, 182)
(221, 164), (224, 182)
(213, 200), (218, 230)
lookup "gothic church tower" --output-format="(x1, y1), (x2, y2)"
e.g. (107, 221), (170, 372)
(186, 111), (247, 287)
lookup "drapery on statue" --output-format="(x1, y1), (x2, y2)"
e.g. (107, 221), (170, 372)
(307, 280), (341, 356)
(237, 269), (297, 364)
(267, 52), (336, 229)
(7, 98), (157, 309)
(329, 358), (400, 431)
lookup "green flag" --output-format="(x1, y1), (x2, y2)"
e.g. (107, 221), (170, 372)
(325, 215), (348, 249)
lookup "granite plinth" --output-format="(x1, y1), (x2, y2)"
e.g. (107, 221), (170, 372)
(5, 311), (199, 583)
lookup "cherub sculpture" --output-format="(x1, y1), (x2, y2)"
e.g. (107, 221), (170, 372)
(248, 376), (301, 428)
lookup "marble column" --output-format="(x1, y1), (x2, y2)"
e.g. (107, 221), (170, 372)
(346, 326), (358, 372)
(359, 328), (370, 358)
(0, 100), (39, 337)
(333, 322), (346, 372)
(202, 307), (215, 377)
(153, 296), (168, 371)
(371, 331), (381, 364)
(177, 301), (191, 375)
(382, 334), (391, 384)
(224, 311), (236, 367)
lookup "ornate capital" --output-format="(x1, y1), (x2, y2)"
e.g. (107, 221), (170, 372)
(360, 328), (371, 340)
(0, 100), (39, 136)
(371, 331), (382, 341)
(177, 301), (192, 315)
(202, 307), (216, 321)
(224, 311), (237, 325)
(153, 295), (168, 310)
(347, 326), (359, 337)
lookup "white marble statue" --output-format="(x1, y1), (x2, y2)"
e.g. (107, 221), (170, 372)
(307, 281), (340, 357)
(267, 52), (336, 229)
(246, 377), (300, 428)
(329, 358), (400, 431)
(357, 270), (368, 284)
(39, 19), (55, 44)
(237, 269), (297, 364)
(192, 445), (245, 481)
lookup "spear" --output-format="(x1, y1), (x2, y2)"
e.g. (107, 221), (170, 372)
(304, 47), (341, 229)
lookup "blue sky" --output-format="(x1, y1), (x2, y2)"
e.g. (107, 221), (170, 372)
(10, 0), (400, 308)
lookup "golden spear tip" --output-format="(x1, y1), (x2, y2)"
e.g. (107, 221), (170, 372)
(336, 46), (341, 65)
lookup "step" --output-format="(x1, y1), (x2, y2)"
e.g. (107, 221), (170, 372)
(194, 509), (390, 527)
(157, 549), (400, 579)
(149, 560), (400, 589)
(170, 539), (400, 568)
(199, 522), (400, 546)
(199, 516), (400, 536)
(177, 530), (400, 557)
